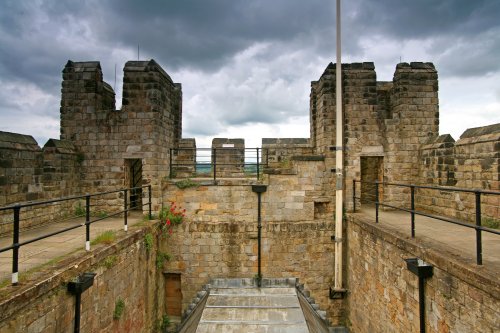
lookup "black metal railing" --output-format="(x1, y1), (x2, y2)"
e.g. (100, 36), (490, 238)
(353, 180), (500, 265)
(0, 185), (152, 285)
(169, 148), (268, 181)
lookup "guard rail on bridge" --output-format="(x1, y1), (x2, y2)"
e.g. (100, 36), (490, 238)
(0, 185), (152, 285)
(353, 180), (500, 265)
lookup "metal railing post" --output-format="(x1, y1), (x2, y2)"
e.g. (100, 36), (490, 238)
(256, 148), (260, 180)
(124, 189), (128, 231)
(353, 180), (356, 212)
(375, 181), (379, 223)
(411, 185), (415, 238)
(12, 205), (20, 285)
(169, 148), (173, 178)
(85, 195), (90, 251)
(475, 191), (482, 265)
(148, 185), (152, 220)
(213, 148), (217, 182)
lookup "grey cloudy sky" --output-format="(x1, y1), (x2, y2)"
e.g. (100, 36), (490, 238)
(0, 0), (499, 147)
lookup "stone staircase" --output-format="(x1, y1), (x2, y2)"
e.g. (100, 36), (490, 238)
(195, 278), (309, 333)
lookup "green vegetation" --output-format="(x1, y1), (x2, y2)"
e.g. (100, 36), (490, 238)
(113, 299), (125, 319)
(142, 213), (157, 221)
(158, 314), (171, 332)
(156, 252), (171, 269)
(91, 230), (116, 245)
(482, 217), (499, 229)
(174, 178), (200, 189)
(74, 201), (85, 217)
(101, 255), (118, 269)
(95, 211), (108, 218)
(144, 233), (154, 253)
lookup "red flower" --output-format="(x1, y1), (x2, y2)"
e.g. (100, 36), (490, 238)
(167, 219), (171, 226)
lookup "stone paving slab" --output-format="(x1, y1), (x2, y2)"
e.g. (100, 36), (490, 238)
(0, 211), (144, 283)
(197, 279), (310, 333)
(358, 206), (500, 268)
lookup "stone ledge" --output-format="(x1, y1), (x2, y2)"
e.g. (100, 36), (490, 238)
(348, 213), (500, 299)
(0, 222), (157, 323)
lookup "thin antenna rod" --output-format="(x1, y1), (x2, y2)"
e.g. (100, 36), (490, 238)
(114, 64), (117, 91)
(137, 45), (140, 60)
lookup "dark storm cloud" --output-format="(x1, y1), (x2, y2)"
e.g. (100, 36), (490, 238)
(353, 0), (499, 38)
(94, 0), (338, 70)
(0, 0), (498, 144)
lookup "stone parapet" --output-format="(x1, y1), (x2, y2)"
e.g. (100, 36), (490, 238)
(346, 213), (499, 333)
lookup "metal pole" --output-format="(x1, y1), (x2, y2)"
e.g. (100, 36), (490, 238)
(257, 192), (262, 287)
(418, 276), (426, 333)
(333, 0), (344, 291)
(411, 186), (415, 238)
(12, 205), (20, 285)
(124, 189), (128, 231)
(213, 148), (217, 182)
(256, 148), (260, 180)
(353, 180), (356, 212)
(475, 192), (482, 265)
(74, 293), (81, 333)
(148, 185), (152, 219)
(375, 181), (379, 224)
(85, 195), (90, 251)
(169, 148), (173, 178)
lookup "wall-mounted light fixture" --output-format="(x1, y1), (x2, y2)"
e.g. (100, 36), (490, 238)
(67, 272), (97, 333)
(405, 258), (433, 333)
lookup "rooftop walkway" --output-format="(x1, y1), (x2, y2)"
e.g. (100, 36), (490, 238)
(357, 205), (500, 268)
(0, 211), (144, 283)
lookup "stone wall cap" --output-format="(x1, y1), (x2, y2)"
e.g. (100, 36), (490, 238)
(291, 155), (324, 161)
(396, 62), (436, 71)
(43, 139), (77, 154)
(0, 131), (41, 151)
(212, 138), (245, 145)
(63, 60), (101, 73)
(102, 81), (115, 95)
(262, 138), (310, 145)
(460, 123), (500, 139)
(124, 59), (173, 84)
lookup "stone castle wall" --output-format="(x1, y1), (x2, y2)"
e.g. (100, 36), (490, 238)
(60, 60), (182, 212)
(161, 159), (344, 324)
(305, 62), (440, 212)
(0, 132), (81, 235)
(0, 225), (166, 333)
(346, 214), (499, 333)
(417, 124), (500, 222)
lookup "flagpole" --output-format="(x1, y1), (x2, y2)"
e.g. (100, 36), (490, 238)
(334, 0), (344, 292)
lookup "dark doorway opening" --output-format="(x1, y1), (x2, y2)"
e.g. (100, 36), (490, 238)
(360, 156), (384, 204)
(165, 273), (182, 318)
(126, 159), (142, 210)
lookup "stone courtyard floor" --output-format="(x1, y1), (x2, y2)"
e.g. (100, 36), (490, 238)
(0, 211), (144, 284)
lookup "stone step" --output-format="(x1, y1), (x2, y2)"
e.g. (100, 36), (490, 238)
(201, 307), (305, 322)
(206, 295), (299, 307)
(196, 278), (309, 332)
(209, 287), (297, 295)
(196, 322), (309, 333)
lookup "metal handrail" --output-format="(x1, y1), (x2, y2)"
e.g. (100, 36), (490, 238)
(0, 185), (152, 285)
(352, 179), (500, 265)
(169, 147), (267, 181)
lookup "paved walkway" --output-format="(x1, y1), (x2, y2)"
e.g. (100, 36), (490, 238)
(1, 205), (498, 285)
(357, 206), (500, 268)
(0, 211), (144, 283)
